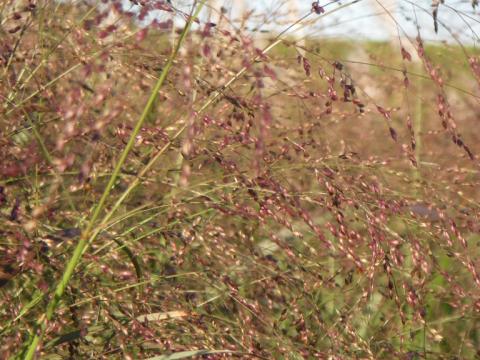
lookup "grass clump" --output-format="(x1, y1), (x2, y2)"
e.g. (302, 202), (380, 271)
(0, 1), (479, 359)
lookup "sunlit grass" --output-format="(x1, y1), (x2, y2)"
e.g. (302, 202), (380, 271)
(0, 1), (479, 359)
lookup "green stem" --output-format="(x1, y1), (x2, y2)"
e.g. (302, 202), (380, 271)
(21, 2), (205, 358)
(414, 72), (423, 175)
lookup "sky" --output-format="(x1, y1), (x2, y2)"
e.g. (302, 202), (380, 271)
(221, 0), (480, 45)
(112, 0), (480, 45)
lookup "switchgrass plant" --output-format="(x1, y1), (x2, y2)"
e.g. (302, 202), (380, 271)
(0, 0), (479, 359)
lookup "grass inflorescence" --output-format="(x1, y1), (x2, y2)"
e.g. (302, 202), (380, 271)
(0, 1), (479, 359)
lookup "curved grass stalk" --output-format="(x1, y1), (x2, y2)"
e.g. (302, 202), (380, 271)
(69, 1), (366, 298)
(21, 2), (206, 358)
(21, 2), (363, 357)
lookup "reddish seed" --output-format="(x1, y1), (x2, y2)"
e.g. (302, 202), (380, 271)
(202, 43), (211, 57)
(9, 198), (20, 221)
(376, 105), (391, 120)
(136, 28), (148, 42)
(333, 61), (343, 71)
(401, 47), (412, 61)
(303, 57), (311, 77)
(403, 72), (410, 87)
(0, 187), (6, 207)
(389, 127), (398, 142)
(8, 26), (21, 34)
(312, 1), (325, 14)
(263, 65), (277, 80)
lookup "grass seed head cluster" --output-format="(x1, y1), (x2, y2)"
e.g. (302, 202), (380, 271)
(0, 0), (479, 358)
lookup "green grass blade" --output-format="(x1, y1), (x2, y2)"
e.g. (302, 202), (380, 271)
(145, 350), (237, 360)
(21, 2), (206, 359)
